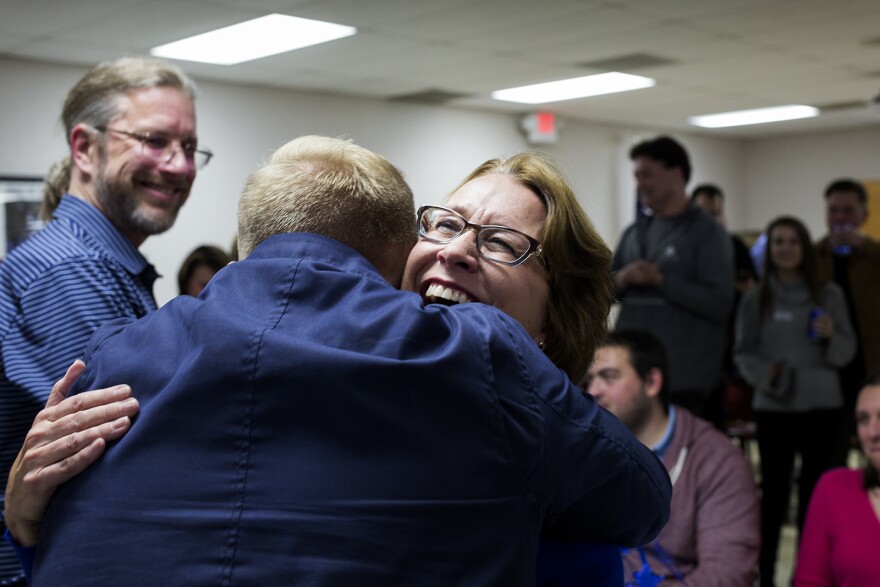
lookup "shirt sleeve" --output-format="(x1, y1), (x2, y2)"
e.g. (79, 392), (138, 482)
(682, 442), (760, 586)
(733, 290), (773, 389)
(1, 258), (141, 401)
(539, 385), (672, 546)
(489, 311), (671, 546)
(792, 473), (835, 587)
(535, 540), (623, 586)
(858, 236), (880, 259)
(611, 227), (636, 298)
(433, 304), (672, 549)
(659, 223), (735, 326)
(3, 529), (34, 584)
(823, 284), (856, 367)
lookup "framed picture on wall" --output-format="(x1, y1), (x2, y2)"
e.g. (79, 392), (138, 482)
(0, 176), (46, 259)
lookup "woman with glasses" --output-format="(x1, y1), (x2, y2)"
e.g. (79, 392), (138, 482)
(403, 155), (627, 583)
(6, 151), (629, 584)
(403, 152), (612, 383)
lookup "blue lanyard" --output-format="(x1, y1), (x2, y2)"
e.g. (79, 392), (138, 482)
(625, 546), (662, 587)
(623, 544), (688, 587)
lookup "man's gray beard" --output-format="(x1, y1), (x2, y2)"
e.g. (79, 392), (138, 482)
(93, 167), (180, 238)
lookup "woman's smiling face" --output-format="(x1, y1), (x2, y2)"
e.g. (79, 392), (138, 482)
(856, 384), (880, 473)
(401, 173), (550, 343)
(769, 224), (803, 274)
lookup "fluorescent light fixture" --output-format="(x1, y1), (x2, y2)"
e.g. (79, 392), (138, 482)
(689, 105), (819, 128)
(151, 14), (356, 65)
(491, 72), (655, 104)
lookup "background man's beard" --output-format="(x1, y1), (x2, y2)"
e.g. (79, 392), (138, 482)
(94, 173), (181, 237)
(621, 387), (654, 437)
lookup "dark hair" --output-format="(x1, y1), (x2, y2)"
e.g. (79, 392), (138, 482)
(601, 330), (670, 410)
(690, 183), (723, 202)
(177, 245), (232, 295)
(824, 178), (867, 206)
(629, 136), (691, 183)
(758, 216), (824, 318)
(860, 369), (880, 490)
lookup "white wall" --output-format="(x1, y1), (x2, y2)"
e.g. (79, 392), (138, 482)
(1, 57), (539, 303)
(151, 72), (542, 303)
(743, 128), (880, 238)
(0, 56), (807, 306)
(611, 129), (750, 233)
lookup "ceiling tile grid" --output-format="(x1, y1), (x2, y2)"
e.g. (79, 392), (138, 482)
(2, 0), (880, 136)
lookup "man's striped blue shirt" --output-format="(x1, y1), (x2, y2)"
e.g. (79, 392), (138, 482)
(0, 194), (157, 583)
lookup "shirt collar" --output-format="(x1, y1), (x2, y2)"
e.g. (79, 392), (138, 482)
(651, 405), (677, 459)
(55, 194), (154, 276)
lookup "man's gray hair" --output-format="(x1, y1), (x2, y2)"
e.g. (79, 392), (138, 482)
(42, 56), (197, 219)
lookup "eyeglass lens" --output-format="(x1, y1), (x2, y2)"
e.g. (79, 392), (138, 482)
(140, 135), (211, 168)
(419, 207), (533, 264)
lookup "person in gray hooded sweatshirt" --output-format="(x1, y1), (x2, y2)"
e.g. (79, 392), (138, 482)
(734, 215), (856, 586)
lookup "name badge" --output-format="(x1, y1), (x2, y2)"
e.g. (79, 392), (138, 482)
(772, 310), (794, 322)
(661, 245), (677, 260)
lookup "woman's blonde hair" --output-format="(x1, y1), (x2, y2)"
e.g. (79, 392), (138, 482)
(452, 153), (613, 381)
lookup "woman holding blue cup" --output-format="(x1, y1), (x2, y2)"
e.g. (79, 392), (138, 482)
(734, 215), (856, 585)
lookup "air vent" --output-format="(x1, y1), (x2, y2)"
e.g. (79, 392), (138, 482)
(387, 89), (470, 105)
(578, 52), (676, 71)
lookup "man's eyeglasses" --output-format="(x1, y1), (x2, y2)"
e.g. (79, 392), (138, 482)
(417, 205), (547, 268)
(96, 127), (213, 169)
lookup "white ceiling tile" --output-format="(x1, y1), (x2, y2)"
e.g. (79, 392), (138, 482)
(4, 0), (880, 137)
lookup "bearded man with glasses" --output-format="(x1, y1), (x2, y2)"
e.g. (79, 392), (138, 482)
(0, 55), (208, 585)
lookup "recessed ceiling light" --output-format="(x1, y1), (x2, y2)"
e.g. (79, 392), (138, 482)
(151, 14), (356, 65)
(689, 105), (819, 128)
(491, 72), (655, 104)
